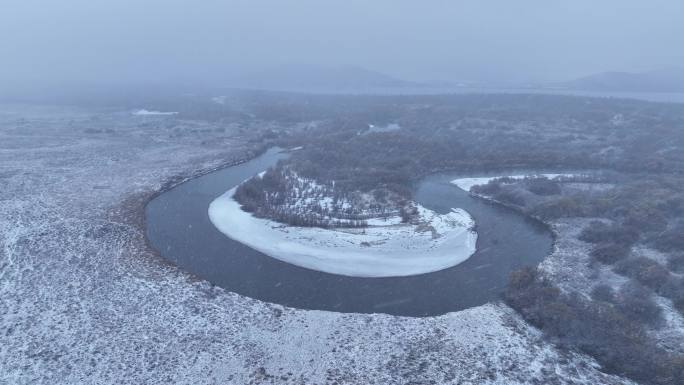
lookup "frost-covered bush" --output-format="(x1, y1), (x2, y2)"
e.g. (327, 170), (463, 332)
(590, 242), (631, 264)
(525, 177), (561, 196)
(615, 281), (663, 326)
(579, 221), (639, 246)
(614, 257), (671, 292)
(623, 207), (668, 233)
(492, 189), (526, 207)
(667, 253), (684, 274)
(470, 180), (502, 195)
(660, 278), (684, 315)
(530, 196), (584, 220)
(505, 267), (683, 385)
(591, 284), (616, 303)
(654, 222), (684, 252)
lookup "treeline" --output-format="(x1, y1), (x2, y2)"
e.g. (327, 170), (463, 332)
(233, 92), (684, 383)
(234, 165), (398, 228)
(257, 93), (684, 384)
(580, 220), (684, 315)
(276, 93), (684, 186)
(486, 174), (684, 384)
(481, 174), (684, 318)
(505, 267), (684, 385)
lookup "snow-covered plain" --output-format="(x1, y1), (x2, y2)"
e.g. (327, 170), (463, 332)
(0, 104), (636, 385)
(209, 187), (477, 277)
(132, 109), (179, 116)
(451, 173), (576, 192)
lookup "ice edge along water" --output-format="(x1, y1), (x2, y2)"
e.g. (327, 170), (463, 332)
(208, 187), (477, 278)
(451, 174), (577, 192)
(132, 109), (179, 116)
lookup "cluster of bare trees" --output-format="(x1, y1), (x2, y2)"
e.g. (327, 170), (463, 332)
(234, 165), (399, 228)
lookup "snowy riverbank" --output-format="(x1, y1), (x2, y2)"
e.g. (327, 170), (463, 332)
(0, 104), (637, 385)
(208, 187), (477, 277)
(132, 109), (178, 116)
(451, 173), (576, 192)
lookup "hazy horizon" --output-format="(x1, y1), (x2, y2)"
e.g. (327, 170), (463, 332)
(2, 0), (683, 92)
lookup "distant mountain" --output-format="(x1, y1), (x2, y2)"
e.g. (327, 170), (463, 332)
(566, 68), (684, 93)
(229, 65), (420, 92)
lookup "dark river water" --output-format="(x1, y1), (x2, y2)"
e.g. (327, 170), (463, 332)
(145, 148), (553, 316)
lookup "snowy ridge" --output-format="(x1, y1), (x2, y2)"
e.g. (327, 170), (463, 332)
(209, 186), (477, 277)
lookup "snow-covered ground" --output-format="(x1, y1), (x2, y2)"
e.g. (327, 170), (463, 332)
(211, 96), (227, 105)
(366, 123), (400, 134)
(451, 173), (576, 192)
(132, 109), (179, 116)
(0, 104), (636, 385)
(540, 219), (684, 355)
(209, 187), (477, 277)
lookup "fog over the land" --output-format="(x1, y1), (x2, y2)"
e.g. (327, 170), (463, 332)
(1, 0), (683, 91)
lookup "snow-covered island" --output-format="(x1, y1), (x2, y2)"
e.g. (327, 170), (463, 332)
(208, 172), (477, 277)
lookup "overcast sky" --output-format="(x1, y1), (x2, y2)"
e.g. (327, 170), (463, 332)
(1, 0), (683, 89)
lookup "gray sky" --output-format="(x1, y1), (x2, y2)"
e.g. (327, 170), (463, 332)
(1, 0), (683, 88)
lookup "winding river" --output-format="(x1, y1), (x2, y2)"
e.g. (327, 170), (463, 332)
(145, 148), (553, 316)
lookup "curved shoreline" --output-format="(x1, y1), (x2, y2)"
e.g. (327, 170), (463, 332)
(141, 146), (270, 263)
(208, 187), (477, 277)
(145, 148), (554, 315)
(451, 173), (577, 192)
(449, 175), (564, 267)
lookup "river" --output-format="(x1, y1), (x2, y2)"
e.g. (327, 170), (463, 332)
(145, 148), (553, 316)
